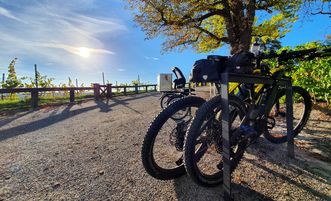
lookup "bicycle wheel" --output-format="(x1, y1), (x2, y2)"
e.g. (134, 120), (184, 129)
(142, 96), (205, 180)
(167, 94), (189, 120)
(263, 86), (312, 144)
(184, 95), (247, 187)
(160, 93), (172, 109)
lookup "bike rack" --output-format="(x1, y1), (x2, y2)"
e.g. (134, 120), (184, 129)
(220, 72), (294, 201)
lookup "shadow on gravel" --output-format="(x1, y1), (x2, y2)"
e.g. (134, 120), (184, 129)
(0, 110), (34, 128)
(0, 93), (158, 141)
(245, 158), (330, 200)
(312, 104), (331, 116)
(95, 99), (111, 112)
(0, 104), (99, 141)
(247, 138), (331, 183)
(94, 92), (158, 114)
(173, 175), (272, 201)
(111, 98), (143, 115)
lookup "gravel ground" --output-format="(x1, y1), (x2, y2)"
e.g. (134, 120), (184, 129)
(0, 92), (330, 201)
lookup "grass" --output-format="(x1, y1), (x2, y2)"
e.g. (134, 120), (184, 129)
(0, 90), (156, 112)
(0, 93), (94, 111)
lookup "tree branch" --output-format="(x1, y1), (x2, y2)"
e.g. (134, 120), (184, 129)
(311, 11), (331, 16)
(193, 25), (229, 43)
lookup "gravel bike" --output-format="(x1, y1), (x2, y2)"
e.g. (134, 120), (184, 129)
(183, 47), (330, 187)
(160, 67), (195, 109)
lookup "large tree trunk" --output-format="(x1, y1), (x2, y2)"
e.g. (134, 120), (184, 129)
(227, 27), (252, 54)
(226, 0), (255, 54)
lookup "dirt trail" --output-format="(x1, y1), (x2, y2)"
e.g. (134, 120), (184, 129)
(0, 93), (330, 200)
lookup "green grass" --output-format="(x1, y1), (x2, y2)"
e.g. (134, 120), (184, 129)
(0, 98), (31, 111)
(0, 90), (156, 112)
(0, 94), (94, 111)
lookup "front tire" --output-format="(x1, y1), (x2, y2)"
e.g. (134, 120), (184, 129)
(142, 96), (205, 180)
(184, 95), (247, 187)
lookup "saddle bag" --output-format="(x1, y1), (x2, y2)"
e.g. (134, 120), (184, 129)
(227, 51), (255, 74)
(189, 56), (228, 83)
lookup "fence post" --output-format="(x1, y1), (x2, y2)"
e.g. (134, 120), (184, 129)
(145, 85), (148, 92)
(31, 88), (38, 108)
(69, 89), (75, 103)
(93, 83), (100, 100)
(124, 86), (127, 96)
(135, 84), (138, 94)
(107, 84), (112, 99)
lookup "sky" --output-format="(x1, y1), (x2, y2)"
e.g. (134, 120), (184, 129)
(0, 0), (330, 86)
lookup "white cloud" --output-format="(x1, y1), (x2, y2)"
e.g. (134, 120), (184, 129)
(145, 56), (159, 61)
(0, 1), (127, 68)
(36, 43), (115, 56)
(117, 68), (126, 71)
(0, 6), (23, 22)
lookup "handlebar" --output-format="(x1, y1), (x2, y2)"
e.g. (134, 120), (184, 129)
(257, 47), (330, 62)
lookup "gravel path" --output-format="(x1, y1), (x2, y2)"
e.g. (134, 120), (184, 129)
(0, 92), (330, 201)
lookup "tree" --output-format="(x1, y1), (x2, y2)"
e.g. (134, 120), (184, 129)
(22, 70), (55, 88)
(68, 77), (74, 87)
(303, 0), (331, 16)
(131, 79), (139, 85)
(128, 0), (305, 54)
(2, 58), (22, 89)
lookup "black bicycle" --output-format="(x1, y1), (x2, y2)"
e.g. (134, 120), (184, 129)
(183, 47), (330, 187)
(160, 67), (195, 110)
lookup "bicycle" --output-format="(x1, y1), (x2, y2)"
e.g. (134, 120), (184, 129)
(160, 67), (195, 110)
(183, 47), (330, 187)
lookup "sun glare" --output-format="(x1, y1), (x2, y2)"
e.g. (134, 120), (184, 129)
(78, 47), (90, 58)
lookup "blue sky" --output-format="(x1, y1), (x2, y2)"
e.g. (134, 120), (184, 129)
(0, 0), (330, 86)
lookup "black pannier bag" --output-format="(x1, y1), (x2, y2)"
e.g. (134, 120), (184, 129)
(189, 55), (228, 83)
(227, 51), (255, 74)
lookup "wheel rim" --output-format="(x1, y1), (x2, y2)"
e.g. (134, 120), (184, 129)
(151, 105), (199, 171)
(192, 106), (243, 180)
(268, 91), (306, 138)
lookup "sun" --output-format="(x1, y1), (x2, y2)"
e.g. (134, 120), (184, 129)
(77, 47), (90, 58)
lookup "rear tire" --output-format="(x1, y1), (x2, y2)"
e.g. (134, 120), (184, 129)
(160, 93), (172, 109)
(263, 86), (312, 144)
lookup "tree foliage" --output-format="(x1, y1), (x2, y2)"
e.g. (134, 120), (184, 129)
(22, 70), (55, 88)
(289, 41), (331, 105)
(128, 0), (303, 54)
(2, 58), (22, 89)
(266, 40), (331, 105)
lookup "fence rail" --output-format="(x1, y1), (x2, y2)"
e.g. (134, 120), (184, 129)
(0, 84), (157, 108)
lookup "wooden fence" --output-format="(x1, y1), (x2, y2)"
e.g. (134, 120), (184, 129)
(0, 84), (157, 108)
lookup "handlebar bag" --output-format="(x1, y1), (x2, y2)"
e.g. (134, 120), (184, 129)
(227, 51), (255, 74)
(189, 57), (228, 83)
